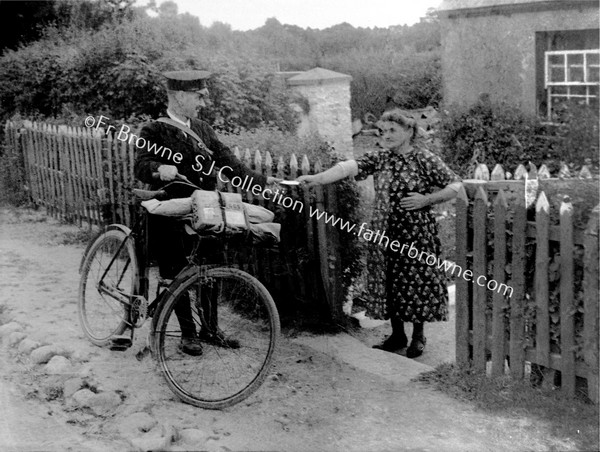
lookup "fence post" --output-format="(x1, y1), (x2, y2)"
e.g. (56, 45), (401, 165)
(583, 204), (600, 403)
(491, 189), (508, 377)
(473, 185), (488, 372)
(558, 163), (571, 179)
(243, 149), (254, 204)
(455, 184), (470, 367)
(538, 164), (551, 179)
(491, 164), (505, 181)
(514, 164), (527, 180)
(535, 191), (550, 368)
(560, 196), (576, 397)
(324, 181), (343, 322)
(104, 134), (116, 223)
(473, 163), (490, 180)
(313, 159), (339, 321)
(301, 155), (316, 301)
(510, 187), (527, 379)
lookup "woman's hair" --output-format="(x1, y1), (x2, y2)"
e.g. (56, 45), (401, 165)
(378, 109), (419, 141)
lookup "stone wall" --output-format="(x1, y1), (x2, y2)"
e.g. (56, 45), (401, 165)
(283, 68), (354, 158)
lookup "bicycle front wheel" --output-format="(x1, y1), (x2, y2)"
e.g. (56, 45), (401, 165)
(78, 228), (138, 346)
(155, 267), (280, 409)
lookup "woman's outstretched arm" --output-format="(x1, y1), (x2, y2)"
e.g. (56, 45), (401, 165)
(296, 160), (358, 187)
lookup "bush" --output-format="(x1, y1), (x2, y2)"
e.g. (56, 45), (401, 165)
(0, 18), (299, 133)
(439, 101), (599, 178)
(0, 142), (28, 206)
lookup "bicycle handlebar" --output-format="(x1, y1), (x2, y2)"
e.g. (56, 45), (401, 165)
(132, 173), (201, 201)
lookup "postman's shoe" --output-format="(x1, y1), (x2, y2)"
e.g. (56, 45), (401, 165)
(179, 337), (203, 356)
(406, 336), (427, 359)
(372, 333), (408, 352)
(199, 330), (240, 349)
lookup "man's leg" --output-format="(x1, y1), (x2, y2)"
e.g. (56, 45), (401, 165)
(151, 214), (202, 355)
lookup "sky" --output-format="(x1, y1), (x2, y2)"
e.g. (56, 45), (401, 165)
(144, 0), (443, 30)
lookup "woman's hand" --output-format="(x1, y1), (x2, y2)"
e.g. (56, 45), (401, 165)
(296, 174), (321, 187)
(400, 192), (430, 210)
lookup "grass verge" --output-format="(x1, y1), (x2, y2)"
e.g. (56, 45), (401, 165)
(416, 362), (599, 451)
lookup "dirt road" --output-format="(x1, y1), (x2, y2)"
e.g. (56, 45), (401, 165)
(0, 207), (582, 451)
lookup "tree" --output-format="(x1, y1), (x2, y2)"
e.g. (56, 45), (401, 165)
(158, 0), (177, 17)
(0, 0), (59, 54)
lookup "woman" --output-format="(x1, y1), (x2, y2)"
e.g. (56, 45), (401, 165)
(297, 109), (461, 358)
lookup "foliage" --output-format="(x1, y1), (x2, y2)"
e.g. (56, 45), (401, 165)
(0, 141), (28, 206)
(323, 49), (441, 121)
(0, 5), (442, 128)
(0, 16), (299, 132)
(201, 61), (300, 133)
(439, 101), (599, 178)
(0, 0), (139, 55)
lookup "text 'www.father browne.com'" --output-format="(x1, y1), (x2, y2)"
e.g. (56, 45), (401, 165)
(308, 205), (514, 298)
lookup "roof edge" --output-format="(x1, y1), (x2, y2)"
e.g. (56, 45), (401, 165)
(439, 0), (598, 19)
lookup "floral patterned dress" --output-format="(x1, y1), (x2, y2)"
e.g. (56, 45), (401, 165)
(355, 146), (460, 322)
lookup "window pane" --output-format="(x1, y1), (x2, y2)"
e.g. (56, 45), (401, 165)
(567, 53), (584, 66)
(552, 86), (568, 95)
(549, 54), (564, 65)
(550, 67), (565, 82)
(568, 66), (584, 82)
(570, 86), (587, 96)
(587, 53), (600, 82)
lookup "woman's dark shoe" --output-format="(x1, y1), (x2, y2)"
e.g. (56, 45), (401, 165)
(372, 333), (408, 352)
(406, 336), (426, 358)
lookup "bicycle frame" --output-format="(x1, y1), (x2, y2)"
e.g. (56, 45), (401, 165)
(93, 208), (153, 327)
(84, 178), (254, 335)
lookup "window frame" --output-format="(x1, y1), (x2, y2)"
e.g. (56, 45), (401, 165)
(544, 48), (600, 120)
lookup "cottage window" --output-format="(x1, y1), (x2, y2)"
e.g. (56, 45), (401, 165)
(544, 49), (600, 120)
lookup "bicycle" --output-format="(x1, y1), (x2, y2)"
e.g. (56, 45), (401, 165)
(77, 178), (280, 409)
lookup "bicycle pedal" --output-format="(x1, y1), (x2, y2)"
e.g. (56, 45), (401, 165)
(109, 335), (132, 351)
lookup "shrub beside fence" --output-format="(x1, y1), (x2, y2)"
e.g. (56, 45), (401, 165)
(4, 120), (345, 322)
(456, 162), (599, 403)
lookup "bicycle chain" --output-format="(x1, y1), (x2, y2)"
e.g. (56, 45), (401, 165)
(130, 295), (148, 328)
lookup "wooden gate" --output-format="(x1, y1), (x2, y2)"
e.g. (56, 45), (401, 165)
(455, 163), (599, 402)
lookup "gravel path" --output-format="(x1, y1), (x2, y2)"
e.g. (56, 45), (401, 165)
(0, 207), (581, 451)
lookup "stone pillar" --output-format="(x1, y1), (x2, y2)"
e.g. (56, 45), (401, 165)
(285, 68), (353, 158)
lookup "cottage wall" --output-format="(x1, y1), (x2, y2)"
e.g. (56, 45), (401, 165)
(441, 6), (599, 113)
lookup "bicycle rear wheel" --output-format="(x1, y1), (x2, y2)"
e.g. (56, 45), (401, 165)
(155, 267), (279, 409)
(78, 229), (138, 346)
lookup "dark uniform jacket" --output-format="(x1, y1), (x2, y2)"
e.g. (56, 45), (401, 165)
(134, 117), (267, 191)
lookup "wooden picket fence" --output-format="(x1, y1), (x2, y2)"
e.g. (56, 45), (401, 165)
(456, 162), (599, 402)
(4, 120), (344, 321)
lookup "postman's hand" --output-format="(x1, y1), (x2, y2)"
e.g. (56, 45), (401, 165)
(267, 176), (283, 185)
(157, 165), (178, 181)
